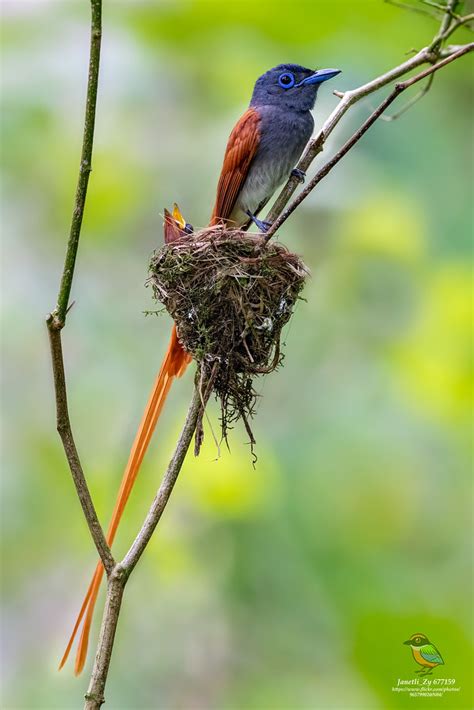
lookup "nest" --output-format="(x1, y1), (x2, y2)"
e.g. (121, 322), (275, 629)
(148, 226), (309, 452)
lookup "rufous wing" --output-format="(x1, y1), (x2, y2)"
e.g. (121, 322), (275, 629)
(210, 107), (261, 225)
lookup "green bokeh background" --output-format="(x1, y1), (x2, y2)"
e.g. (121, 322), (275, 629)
(1, 1), (473, 708)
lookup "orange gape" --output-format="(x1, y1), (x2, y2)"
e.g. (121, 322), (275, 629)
(60, 324), (191, 674)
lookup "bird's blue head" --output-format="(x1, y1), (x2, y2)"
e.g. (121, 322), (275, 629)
(250, 63), (341, 112)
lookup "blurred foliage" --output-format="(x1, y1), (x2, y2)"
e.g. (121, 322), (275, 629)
(1, 0), (473, 708)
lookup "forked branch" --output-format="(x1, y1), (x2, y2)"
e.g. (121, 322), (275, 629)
(84, 386), (203, 709)
(265, 0), (471, 228)
(46, 0), (473, 708)
(263, 42), (473, 241)
(46, 0), (113, 575)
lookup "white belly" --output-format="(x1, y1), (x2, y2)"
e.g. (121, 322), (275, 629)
(230, 159), (290, 226)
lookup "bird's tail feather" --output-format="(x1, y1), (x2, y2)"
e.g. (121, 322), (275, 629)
(59, 324), (191, 674)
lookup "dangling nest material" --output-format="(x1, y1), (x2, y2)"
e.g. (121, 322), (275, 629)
(148, 226), (309, 450)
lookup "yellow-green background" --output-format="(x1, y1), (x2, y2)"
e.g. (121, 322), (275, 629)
(1, 1), (472, 708)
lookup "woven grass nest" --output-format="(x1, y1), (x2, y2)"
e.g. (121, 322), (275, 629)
(149, 226), (309, 451)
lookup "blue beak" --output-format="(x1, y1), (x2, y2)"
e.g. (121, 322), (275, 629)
(303, 68), (341, 85)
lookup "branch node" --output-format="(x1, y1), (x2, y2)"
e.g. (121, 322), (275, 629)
(111, 564), (128, 586)
(55, 0), (472, 702)
(84, 692), (104, 707)
(46, 311), (64, 332)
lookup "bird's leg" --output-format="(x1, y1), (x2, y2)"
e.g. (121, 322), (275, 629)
(291, 168), (306, 183)
(245, 210), (271, 233)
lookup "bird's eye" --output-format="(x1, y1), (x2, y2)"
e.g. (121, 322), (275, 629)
(278, 72), (295, 89)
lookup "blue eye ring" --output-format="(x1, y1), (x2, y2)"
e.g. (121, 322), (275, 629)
(278, 72), (295, 89)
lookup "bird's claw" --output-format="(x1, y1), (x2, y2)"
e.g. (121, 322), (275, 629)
(291, 168), (306, 183)
(246, 211), (272, 233)
(257, 219), (272, 233)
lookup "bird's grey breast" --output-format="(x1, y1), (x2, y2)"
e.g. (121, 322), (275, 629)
(235, 106), (314, 218)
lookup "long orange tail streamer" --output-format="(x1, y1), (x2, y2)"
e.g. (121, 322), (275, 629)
(60, 323), (191, 675)
(60, 206), (192, 674)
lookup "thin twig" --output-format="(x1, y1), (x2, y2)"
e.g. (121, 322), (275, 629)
(429, 0), (460, 49)
(420, 0), (461, 19)
(121, 385), (204, 574)
(84, 386), (203, 709)
(48, 0), (473, 706)
(264, 46), (435, 226)
(47, 326), (114, 574)
(52, 0), (103, 328)
(264, 0), (470, 229)
(378, 73), (434, 121)
(84, 567), (126, 710)
(385, 0), (441, 20)
(434, 11), (474, 43)
(195, 362), (220, 457)
(262, 43), (473, 241)
(46, 0), (113, 573)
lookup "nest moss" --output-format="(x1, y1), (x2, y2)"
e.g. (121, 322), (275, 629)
(149, 226), (309, 447)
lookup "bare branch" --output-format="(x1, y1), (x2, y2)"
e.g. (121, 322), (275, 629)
(385, 0), (442, 20)
(420, 0), (461, 19)
(435, 11), (474, 42)
(264, 46), (434, 226)
(47, 325), (115, 574)
(83, 567), (126, 710)
(379, 73), (434, 121)
(84, 386), (203, 709)
(263, 42), (473, 241)
(429, 0), (470, 49)
(46, 0), (113, 573)
(49, 0), (472, 706)
(264, 0), (471, 228)
(121, 385), (203, 573)
(51, 0), (102, 328)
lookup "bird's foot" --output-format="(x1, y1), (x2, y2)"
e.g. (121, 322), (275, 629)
(291, 168), (306, 183)
(246, 211), (271, 233)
